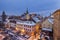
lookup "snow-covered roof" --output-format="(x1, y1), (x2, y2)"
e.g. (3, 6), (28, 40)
(33, 17), (40, 22)
(48, 18), (54, 24)
(6, 19), (10, 22)
(10, 23), (16, 27)
(51, 15), (54, 18)
(25, 35), (29, 38)
(42, 28), (52, 31)
(16, 20), (35, 26)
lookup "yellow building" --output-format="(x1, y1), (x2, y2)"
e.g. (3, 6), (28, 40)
(41, 17), (53, 32)
(42, 18), (53, 29)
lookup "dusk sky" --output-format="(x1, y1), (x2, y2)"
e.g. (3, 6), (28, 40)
(0, 0), (60, 16)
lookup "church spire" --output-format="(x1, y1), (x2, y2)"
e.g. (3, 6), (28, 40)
(26, 8), (29, 14)
(25, 8), (30, 20)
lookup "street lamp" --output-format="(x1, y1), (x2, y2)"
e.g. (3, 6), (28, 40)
(21, 29), (25, 35)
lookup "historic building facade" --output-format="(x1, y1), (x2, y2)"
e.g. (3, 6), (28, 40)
(42, 18), (53, 29)
(53, 9), (60, 40)
(16, 20), (36, 35)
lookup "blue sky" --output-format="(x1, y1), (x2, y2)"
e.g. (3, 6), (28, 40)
(0, 0), (60, 16)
